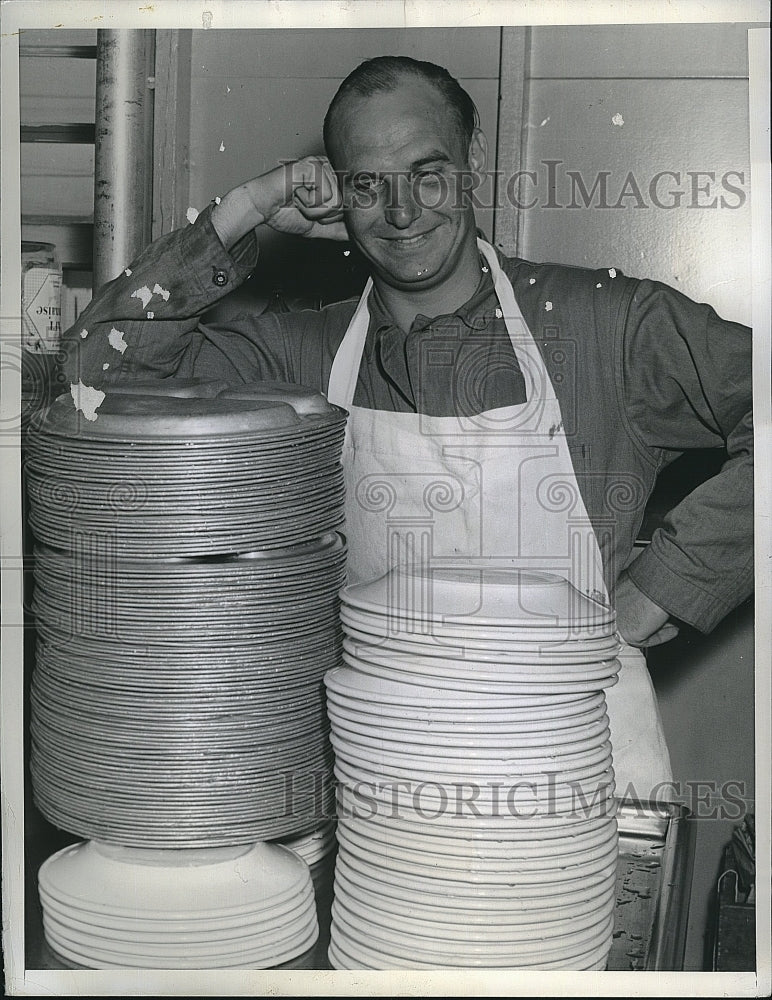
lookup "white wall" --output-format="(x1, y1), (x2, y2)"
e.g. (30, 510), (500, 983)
(519, 22), (752, 328)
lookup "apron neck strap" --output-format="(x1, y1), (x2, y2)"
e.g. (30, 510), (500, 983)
(327, 277), (373, 408)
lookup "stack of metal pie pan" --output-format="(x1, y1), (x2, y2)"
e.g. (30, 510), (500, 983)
(26, 381), (346, 556)
(326, 566), (621, 970)
(25, 379), (347, 969)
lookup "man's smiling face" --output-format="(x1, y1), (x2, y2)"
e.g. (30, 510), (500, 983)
(327, 77), (486, 296)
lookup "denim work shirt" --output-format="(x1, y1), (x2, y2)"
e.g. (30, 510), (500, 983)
(61, 205), (754, 634)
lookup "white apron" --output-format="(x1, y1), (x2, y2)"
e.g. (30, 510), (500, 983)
(327, 238), (672, 800)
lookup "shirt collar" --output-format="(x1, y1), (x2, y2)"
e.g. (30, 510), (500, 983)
(367, 254), (501, 336)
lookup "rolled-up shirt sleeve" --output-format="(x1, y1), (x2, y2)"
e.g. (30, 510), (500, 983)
(619, 279), (753, 632)
(61, 204), (260, 388)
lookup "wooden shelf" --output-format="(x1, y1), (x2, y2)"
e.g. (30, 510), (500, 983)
(22, 214), (93, 227)
(19, 45), (96, 60)
(21, 124), (95, 144)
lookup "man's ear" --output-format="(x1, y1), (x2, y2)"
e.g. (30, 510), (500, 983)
(467, 128), (488, 173)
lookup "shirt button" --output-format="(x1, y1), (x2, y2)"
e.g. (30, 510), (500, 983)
(212, 269), (229, 287)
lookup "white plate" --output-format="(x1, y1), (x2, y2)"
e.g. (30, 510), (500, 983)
(332, 746), (615, 784)
(328, 706), (611, 754)
(342, 639), (619, 677)
(38, 881), (315, 934)
(335, 847), (618, 900)
(332, 898), (614, 960)
(44, 917), (319, 970)
(276, 821), (338, 865)
(39, 841), (312, 916)
(330, 733), (614, 777)
(340, 608), (614, 647)
(330, 732), (613, 777)
(338, 813), (617, 864)
(341, 644), (619, 685)
(334, 778), (618, 829)
(330, 903), (614, 967)
(341, 629), (621, 663)
(341, 815), (617, 864)
(326, 704), (608, 747)
(344, 809), (616, 850)
(332, 888), (613, 950)
(336, 826), (619, 885)
(42, 903), (317, 958)
(339, 799), (616, 838)
(328, 928), (611, 971)
(325, 666), (610, 708)
(324, 687), (606, 726)
(334, 864), (616, 928)
(328, 935), (377, 970)
(334, 851), (618, 910)
(341, 651), (618, 695)
(342, 567), (613, 627)
(332, 765), (616, 820)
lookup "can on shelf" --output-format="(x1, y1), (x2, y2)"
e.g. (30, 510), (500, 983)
(22, 242), (62, 355)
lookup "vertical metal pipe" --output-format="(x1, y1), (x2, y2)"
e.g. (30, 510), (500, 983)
(93, 29), (156, 291)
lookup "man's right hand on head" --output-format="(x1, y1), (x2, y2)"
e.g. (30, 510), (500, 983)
(212, 156), (348, 250)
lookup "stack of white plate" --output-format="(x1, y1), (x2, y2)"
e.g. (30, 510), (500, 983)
(326, 567), (620, 970)
(28, 380), (346, 968)
(39, 841), (318, 970)
(276, 820), (338, 867)
(25, 381), (347, 556)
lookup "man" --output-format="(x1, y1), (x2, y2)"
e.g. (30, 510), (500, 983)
(63, 56), (753, 799)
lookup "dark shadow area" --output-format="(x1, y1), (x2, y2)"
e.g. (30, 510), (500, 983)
(638, 448), (728, 544)
(202, 232), (369, 324)
(647, 597), (754, 695)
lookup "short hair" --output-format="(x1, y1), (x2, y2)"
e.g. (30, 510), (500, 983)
(323, 55), (480, 161)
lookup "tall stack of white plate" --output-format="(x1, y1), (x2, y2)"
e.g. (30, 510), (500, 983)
(26, 379), (347, 969)
(326, 567), (621, 970)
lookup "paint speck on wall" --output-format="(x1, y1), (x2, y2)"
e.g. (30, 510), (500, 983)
(540, 116), (550, 127)
(70, 380), (105, 421)
(608, 268), (617, 278)
(596, 282), (603, 289)
(131, 286), (153, 308)
(186, 206), (199, 225)
(612, 113), (625, 127)
(102, 363), (109, 370)
(545, 301), (553, 312)
(108, 327), (128, 354)
(147, 311), (154, 319)
(529, 277), (536, 285)
(124, 268), (132, 277)
(152, 283), (171, 302)
(219, 140), (226, 152)
(80, 329), (88, 339)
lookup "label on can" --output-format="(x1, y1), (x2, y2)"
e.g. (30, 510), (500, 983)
(23, 267), (62, 354)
